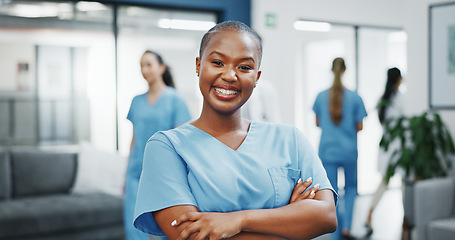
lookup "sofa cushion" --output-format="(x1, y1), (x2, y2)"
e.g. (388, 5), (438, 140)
(72, 142), (127, 196)
(0, 193), (123, 239)
(0, 149), (11, 200)
(428, 218), (455, 240)
(4, 224), (125, 240)
(11, 150), (77, 198)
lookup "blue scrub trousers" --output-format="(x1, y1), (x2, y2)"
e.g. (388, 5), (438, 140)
(323, 158), (357, 240)
(124, 176), (149, 240)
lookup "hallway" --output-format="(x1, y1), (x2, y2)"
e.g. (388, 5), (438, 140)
(316, 188), (404, 240)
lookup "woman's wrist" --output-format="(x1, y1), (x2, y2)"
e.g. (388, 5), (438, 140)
(236, 210), (250, 232)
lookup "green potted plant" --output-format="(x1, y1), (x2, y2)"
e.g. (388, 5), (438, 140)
(380, 111), (455, 183)
(379, 111), (455, 229)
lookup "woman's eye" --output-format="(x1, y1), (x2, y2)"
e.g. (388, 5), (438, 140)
(239, 65), (252, 70)
(212, 61), (223, 66)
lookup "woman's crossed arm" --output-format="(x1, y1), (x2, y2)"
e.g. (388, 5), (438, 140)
(153, 178), (337, 240)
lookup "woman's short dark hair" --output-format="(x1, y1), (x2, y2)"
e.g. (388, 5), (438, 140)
(199, 21), (263, 66)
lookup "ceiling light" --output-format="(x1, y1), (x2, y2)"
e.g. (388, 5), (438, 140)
(388, 31), (407, 42)
(76, 1), (107, 12)
(12, 4), (58, 18)
(158, 19), (216, 31)
(294, 20), (331, 32)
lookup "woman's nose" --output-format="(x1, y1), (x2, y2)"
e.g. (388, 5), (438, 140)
(221, 68), (237, 82)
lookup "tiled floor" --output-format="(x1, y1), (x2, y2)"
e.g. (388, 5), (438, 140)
(315, 188), (404, 240)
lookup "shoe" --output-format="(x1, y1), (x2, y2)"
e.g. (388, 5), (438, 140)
(364, 223), (373, 238)
(342, 234), (356, 240)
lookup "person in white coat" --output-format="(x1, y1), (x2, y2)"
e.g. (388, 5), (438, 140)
(365, 67), (404, 236)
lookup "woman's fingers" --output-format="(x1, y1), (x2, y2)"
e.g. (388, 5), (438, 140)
(290, 177), (312, 203)
(306, 183), (320, 199)
(297, 183), (320, 201)
(172, 211), (201, 227)
(178, 223), (209, 240)
(172, 212), (205, 239)
(174, 212), (239, 240)
(289, 179), (303, 203)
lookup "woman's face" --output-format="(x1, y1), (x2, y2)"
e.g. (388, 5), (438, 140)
(196, 29), (261, 115)
(140, 52), (165, 86)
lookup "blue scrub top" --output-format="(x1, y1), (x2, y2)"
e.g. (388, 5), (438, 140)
(312, 88), (367, 162)
(127, 87), (192, 179)
(133, 121), (336, 237)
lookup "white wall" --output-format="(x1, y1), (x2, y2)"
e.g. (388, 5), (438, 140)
(404, 0), (455, 134)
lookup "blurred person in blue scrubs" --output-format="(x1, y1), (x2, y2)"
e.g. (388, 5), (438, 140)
(133, 21), (337, 240)
(124, 50), (192, 240)
(313, 57), (367, 240)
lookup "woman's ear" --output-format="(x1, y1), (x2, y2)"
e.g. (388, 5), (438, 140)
(160, 64), (167, 75)
(255, 71), (262, 87)
(196, 57), (201, 77)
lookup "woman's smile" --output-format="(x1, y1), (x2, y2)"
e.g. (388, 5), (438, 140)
(213, 85), (240, 100)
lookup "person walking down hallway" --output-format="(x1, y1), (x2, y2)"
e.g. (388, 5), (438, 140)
(365, 67), (404, 236)
(313, 57), (367, 240)
(123, 50), (192, 240)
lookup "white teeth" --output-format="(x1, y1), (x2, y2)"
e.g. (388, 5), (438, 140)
(214, 88), (238, 95)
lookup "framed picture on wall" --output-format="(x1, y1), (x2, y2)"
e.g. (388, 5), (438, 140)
(429, 2), (455, 109)
(16, 62), (30, 91)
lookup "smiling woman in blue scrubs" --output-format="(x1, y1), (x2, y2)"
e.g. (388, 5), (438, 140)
(133, 21), (338, 240)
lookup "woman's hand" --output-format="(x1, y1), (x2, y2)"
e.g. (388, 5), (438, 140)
(289, 177), (320, 204)
(171, 211), (244, 240)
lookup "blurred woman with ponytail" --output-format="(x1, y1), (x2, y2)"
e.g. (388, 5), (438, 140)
(365, 67), (403, 236)
(313, 57), (367, 240)
(124, 50), (191, 240)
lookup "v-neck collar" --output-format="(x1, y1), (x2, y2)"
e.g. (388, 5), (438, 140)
(187, 121), (254, 152)
(146, 86), (168, 107)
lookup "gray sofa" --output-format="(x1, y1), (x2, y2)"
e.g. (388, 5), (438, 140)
(0, 147), (124, 240)
(412, 177), (455, 240)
